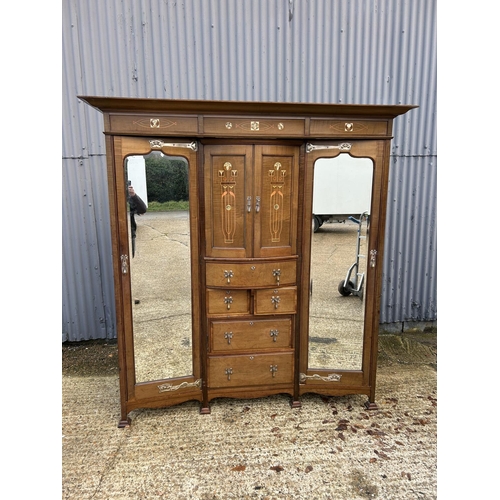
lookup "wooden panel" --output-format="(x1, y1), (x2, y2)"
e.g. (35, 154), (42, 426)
(204, 117), (305, 136)
(309, 119), (388, 137)
(254, 287), (297, 315)
(204, 145), (253, 258)
(206, 260), (296, 288)
(109, 114), (198, 135)
(210, 318), (292, 352)
(206, 289), (250, 315)
(254, 145), (299, 257)
(208, 352), (294, 388)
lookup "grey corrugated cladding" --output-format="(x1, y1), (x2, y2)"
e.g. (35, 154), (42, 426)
(62, 0), (436, 341)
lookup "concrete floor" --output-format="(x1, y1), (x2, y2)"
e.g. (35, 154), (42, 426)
(62, 333), (437, 499)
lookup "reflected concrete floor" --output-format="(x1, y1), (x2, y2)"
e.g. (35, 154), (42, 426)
(309, 218), (368, 370)
(131, 211), (193, 382)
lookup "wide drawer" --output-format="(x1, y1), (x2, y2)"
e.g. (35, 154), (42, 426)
(208, 352), (294, 388)
(206, 260), (296, 288)
(206, 289), (250, 315)
(309, 119), (388, 137)
(108, 113), (199, 135)
(210, 318), (292, 352)
(203, 117), (305, 136)
(254, 287), (297, 315)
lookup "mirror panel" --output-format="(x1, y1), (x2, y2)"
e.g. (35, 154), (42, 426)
(308, 154), (373, 371)
(125, 152), (192, 383)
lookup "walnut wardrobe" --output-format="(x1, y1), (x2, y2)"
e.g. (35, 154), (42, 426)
(79, 96), (415, 427)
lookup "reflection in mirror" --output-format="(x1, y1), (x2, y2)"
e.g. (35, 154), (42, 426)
(308, 154), (373, 371)
(125, 152), (192, 383)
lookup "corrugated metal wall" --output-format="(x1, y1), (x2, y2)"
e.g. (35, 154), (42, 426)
(62, 0), (437, 341)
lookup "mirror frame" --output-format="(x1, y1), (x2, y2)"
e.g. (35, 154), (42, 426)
(298, 140), (390, 408)
(109, 136), (203, 426)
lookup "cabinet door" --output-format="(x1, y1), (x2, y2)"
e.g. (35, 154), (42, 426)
(204, 145), (254, 258)
(204, 144), (299, 258)
(254, 145), (299, 257)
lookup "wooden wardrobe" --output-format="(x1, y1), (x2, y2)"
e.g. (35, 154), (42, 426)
(79, 96), (415, 427)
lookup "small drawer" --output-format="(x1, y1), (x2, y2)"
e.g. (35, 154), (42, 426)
(254, 287), (297, 315)
(108, 114), (199, 135)
(208, 352), (294, 388)
(309, 119), (388, 137)
(206, 289), (250, 315)
(206, 260), (296, 288)
(210, 318), (292, 352)
(203, 117), (305, 136)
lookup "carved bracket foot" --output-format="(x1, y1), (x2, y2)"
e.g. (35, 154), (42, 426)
(364, 400), (378, 411)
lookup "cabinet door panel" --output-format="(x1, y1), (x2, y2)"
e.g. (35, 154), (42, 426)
(204, 145), (253, 258)
(254, 145), (299, 257)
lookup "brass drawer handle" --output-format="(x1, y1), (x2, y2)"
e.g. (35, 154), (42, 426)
(270, 329), (279, 342)
(270, 365), (278, 377)
(225, 368), (233, 381)
(272, 269), (281, 285)
(224, 331), (233, 345)
(224, 293), (233, 310)
(224, 270), (234, 284)
(271, 295), (280, 309)
(247, 196), (252, 213)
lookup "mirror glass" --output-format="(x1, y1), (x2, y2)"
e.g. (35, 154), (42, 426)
(308, 154), (373, 371)
(125, 152), (192, 383)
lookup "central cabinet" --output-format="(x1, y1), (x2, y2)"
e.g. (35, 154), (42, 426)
(78, 96), (416, 426)
(202, 144), (300, 410)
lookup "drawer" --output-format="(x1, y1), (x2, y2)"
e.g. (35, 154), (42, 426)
(206, 289), (250, 315)
(309, 119), (388, 137)
(206, 260), (296, 288)
(254, 287), (297, 315)
(108, 113), (198, 135)
(208, 352), (294, 388)
(210, 318), (292, 352)
(203, 117), (305, 136)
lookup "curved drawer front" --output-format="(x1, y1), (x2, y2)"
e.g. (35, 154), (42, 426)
(254, 287), (297, 315)
(206, 289), (250, 315)
(208, 352), (294, 388)
(210, 318), (292, 352)
(206, 260), (296, 288)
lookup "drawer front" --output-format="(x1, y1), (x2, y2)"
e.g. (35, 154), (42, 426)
(206, 260), (296, 288)
(208, 352), (294, 388)
(108, 114), (199, 135)
(203, 117), (305, 136)
(211, 318), (292, 352)
(309, 119), (388, 137)
(206, 289), (250, 315)
(254, 287), (297, 315)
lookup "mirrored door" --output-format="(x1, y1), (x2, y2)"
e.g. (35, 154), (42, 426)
(124, 151), (193, 383)
(308, 154), (373, 372)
